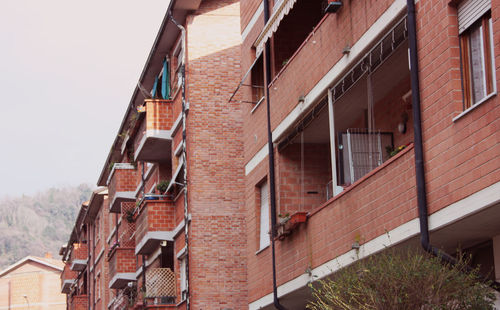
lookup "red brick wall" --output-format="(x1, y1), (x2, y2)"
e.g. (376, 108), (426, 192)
(108, 167), (138, 202)
(242, 0), (500, 304)
(184, 0), (247, 308)
(109, 248), (136, 277)
(70, 295), (88, 310)
(416, 0), (500, 214)
(71, 243), (87, 261)
(246, 146), (417, 301)
(145, 99), (175, 131)
(277, 143), (332, 214)
(135, 200), (175, 245)
(241, 0), (398, 163)
(61, 263), (77, 284)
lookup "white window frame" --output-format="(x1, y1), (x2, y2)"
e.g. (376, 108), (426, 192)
(179, 256), (187, 301)
(458, 1), (496, 112)
(259, 181), (270, 251)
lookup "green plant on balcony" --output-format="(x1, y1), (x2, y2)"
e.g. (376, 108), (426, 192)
(156, 180), (170, 194)
(125, 209), (136, 223)
(127, 147), (137, 169)
(386, 144), (406, 157)
(278, 212), (290, 224)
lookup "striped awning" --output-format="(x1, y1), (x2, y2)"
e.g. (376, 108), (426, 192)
(254, 0), (298, 55)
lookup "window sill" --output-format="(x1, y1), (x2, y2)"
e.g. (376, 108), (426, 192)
(255, 244), (269, 255)
(452, 92), (496, 122)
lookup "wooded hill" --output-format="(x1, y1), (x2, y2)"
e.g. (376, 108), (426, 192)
(0, 184), (92, 269)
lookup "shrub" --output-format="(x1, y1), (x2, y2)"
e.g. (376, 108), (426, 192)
(307, 248), (496, 310)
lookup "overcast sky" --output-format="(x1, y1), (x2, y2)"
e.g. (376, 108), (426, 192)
(0, 0), (170, 198)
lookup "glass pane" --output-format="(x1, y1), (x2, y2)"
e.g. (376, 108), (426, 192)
(469, 25), (486, 103)
(259, 181), (270, 249)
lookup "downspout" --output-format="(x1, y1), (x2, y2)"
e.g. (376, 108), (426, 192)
(92, 224), (95, 309)
(87, 229), (91, 310)
(407, 0), (500, 290)
(168, 14), (191, 309)
(262, 0), (286, 309)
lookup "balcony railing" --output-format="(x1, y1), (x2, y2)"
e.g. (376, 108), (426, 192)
(134, 99), (174, 163)
(277, 146), (416, 285)
(70, 295), (88, 310)
(145, 268), (176, 304)
(61, 263), (77, 293)
(119, 202), (136, 248)
(70, 243), (88, 271)
(107, 163), (137, 213)
(108, 248), (136, 289)
(135, 199), (175, 255)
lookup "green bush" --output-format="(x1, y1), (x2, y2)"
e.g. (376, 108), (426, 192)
(307, 248), (496, 310)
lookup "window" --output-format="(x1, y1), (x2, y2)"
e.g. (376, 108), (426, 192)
(251, 55), (265, 104)
(95, 216), (100, 245)
(459, 0), (494, 109)
(259, 180), (270, 250)
(179, 256), (187, 301)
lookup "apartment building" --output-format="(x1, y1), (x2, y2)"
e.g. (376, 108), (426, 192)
(62, 0), (500, 308)
(62, 0), (246, 309)
(237, 0), (500, 308)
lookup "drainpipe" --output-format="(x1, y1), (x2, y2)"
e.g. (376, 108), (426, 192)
(262, 0), (286, 309)
(87, 229), (91, 310)
(168, 14), (191, 309)
(407, 0), (500, 290)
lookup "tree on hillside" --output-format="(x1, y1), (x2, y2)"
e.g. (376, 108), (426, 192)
(0, 184), (92, 268)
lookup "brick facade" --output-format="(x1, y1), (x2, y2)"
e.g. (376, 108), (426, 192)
(61, 0), (500, 309)
(240, 0), (500, 308)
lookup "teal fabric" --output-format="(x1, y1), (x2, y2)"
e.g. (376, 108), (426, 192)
(162, 59), (170, 99)
(152, 76), (159, 98)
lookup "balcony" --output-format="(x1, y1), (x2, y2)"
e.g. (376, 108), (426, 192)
(134, 99), (174, 163)
(135, 199), (175, 255)
(266, 1), (406, 125)
(70, 295), (88, 310)
(144, 268), (176, 305)
(108, 248), (136, 289)
(274, 16), (411, 216)
(107, 163), (137, 213)
(119, 203), (136, 247)
(70, 243), (88, 271)
(61, 263), (76, 294)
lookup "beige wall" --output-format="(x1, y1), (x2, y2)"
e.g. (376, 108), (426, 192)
(0, 261), (66, 310)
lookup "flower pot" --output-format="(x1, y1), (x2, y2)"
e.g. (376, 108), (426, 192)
(289, 212), (307, 226)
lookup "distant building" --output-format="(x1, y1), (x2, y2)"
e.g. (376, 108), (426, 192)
(0, 253), (65, 310)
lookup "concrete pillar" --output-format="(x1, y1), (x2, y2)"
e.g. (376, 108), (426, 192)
(493, 236), (500, 308)
(493, 235), (500, 281)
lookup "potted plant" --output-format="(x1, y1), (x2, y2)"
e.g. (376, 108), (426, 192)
(125, 209), (136, 223)
(289, 211), (307, 226)
(156, 180), (170, 194)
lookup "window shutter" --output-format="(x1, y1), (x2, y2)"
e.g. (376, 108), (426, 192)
(458, 0), (490, 34)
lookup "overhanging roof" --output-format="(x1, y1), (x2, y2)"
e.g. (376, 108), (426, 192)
(96, 0), (202, 187)
(86, 187), (108, 221)
(0, 256), (64, 278)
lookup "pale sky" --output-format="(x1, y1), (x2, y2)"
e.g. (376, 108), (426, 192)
(0, 0), (170, 197)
